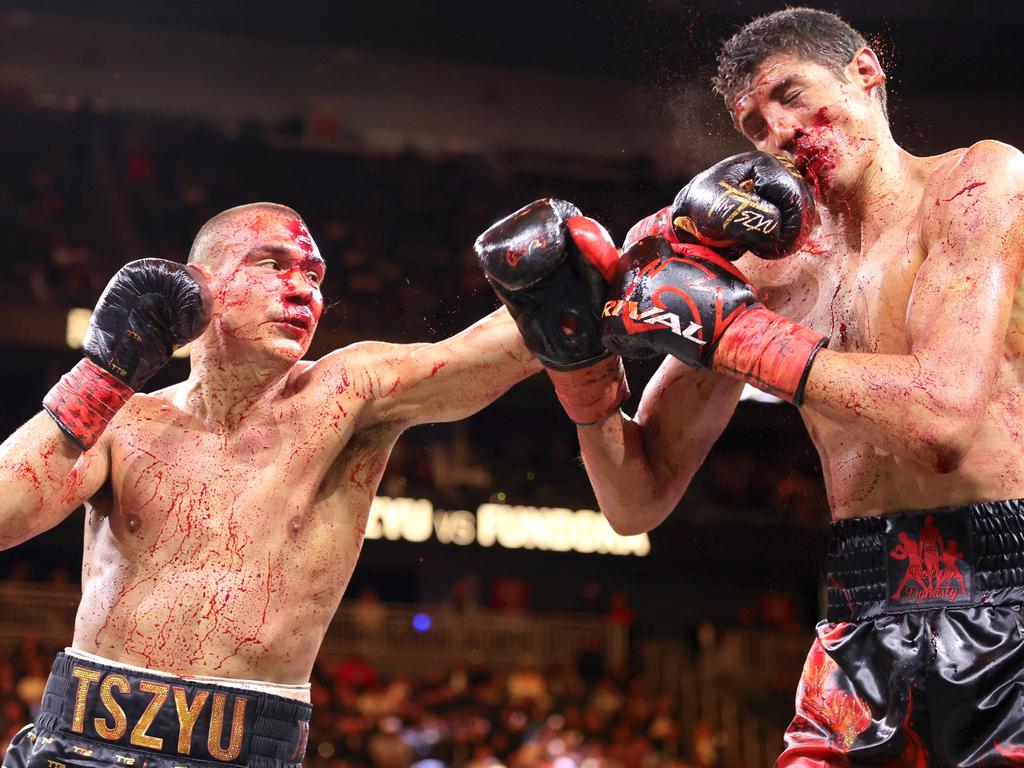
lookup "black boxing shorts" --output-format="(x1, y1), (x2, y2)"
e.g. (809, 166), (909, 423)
(778, 499), (1024, 767)
(3, 652), (311, 768)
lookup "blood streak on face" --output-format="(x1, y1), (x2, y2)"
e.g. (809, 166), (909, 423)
(286, 217), (315, 258)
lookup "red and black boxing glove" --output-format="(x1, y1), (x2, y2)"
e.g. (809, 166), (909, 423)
(624, 151), (816, 260)
(474, 199), (628, 424)
(601, 236), (827, 405)
(43, 259), (213, 450)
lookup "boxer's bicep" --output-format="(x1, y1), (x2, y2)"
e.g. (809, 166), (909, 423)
(0, 412), (110, 548)
(635, 359), (745, 492)
(907, 247), (1020, 417)
(909, 141), (1024, 416)
(358, 309), (541, 427)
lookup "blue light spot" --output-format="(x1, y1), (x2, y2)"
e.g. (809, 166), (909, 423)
(412, 613), (432, 633)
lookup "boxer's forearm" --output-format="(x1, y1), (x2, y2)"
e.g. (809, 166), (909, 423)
(578, 414), (685, 535)
(370, 309), (543, 427)
(579, 361), (743, 534)
(803, 350), (989, 473)
(0, 411), (95, 547)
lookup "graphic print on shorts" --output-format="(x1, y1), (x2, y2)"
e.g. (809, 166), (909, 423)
(793, 640), (872, 751)
(886, 511), (973, 609)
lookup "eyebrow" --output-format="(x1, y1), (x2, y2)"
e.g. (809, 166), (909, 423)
(246, 244), (325, 269)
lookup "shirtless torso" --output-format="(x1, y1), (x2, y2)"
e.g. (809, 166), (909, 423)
(745, 146), (1024, 518)
(78, 352), (396, 683)
(0, 203), (538, 686)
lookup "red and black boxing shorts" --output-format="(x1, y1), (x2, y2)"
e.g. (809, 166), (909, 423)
(779, 499), (1024, 767)
(3, 652), (311, 768)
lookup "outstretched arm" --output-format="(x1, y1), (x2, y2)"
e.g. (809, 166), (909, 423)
(802, 141), (1024, 472)
(357, 307), (542, 427)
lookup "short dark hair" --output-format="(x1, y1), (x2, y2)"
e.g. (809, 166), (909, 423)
(713, 7), (887, 121)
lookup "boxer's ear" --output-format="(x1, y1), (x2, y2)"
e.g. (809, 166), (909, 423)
(847, 47), (886, 96)
(188, 263), (212, 283)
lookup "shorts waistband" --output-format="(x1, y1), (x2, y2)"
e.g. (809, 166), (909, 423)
(826, 499), (1024, 622)
(38, 652), (311, 768)
(64, 648), (312, 703)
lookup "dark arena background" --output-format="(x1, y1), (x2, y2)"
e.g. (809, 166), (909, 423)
(1, 1), (1022, 766)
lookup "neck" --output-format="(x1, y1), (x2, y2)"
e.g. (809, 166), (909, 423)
(181, 338), (296, 431)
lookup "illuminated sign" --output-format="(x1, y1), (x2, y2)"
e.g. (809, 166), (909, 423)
(366, 496), (650, 557)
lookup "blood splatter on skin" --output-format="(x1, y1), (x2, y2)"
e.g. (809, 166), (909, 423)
(793, 108), (839, 197)
(731, 56), (1024, 520)
(286, 218), (315, 258)
(943, 182), (986, 202)
(0, 202), (537, 683)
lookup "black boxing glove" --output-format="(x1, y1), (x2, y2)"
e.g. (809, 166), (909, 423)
(43, 259), (213, 449)
(602, 237), (827, 405)
(624, 152), (815, 260)
(475, 199), (629, 424)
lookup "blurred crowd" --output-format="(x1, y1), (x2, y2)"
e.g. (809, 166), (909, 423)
(304, 652), (726, 768)
(0, 634), (737, 768)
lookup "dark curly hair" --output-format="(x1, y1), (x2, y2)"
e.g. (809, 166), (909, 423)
(714, 7), (887, 122)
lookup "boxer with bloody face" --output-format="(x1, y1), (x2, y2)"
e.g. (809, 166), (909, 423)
(475, 7), (1024, 765)
(608, 10), (1024, 764)
(0, 201), (555, 768)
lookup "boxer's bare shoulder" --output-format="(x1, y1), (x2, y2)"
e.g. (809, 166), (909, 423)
(920, 140), (1024, 255)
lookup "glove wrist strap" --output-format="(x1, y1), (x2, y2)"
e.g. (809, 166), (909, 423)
(623, 207), (679, 251)
(713, 307), (827, 405)
(546, 356), (630, 425)
(43, 359), (134, 450)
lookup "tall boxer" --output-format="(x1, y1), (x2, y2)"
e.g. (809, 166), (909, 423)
(0, 203), (541, 768)
(483, 8), (1024, 765)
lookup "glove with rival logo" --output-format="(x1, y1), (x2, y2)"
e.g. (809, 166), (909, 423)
(624, 151), (815, 260)
(475, 199), (629, 424)
(602, 236), (826, 405)
(43, 259), (213, 449)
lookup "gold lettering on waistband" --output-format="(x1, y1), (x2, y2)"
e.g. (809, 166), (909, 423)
(70, 667), (102, 733)
(95, 674), (130, 740)
(70, 746), (92, 757)
(46, 760), (65, 768)
(129, 680), (169, 750)
(207, 693), (247, 762)
(172, 687), (209, 755)
(113, 756), (136, 765)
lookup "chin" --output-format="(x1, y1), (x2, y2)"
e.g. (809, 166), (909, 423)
(237, 332), (309, 364)
(269, 340), (309, 362)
